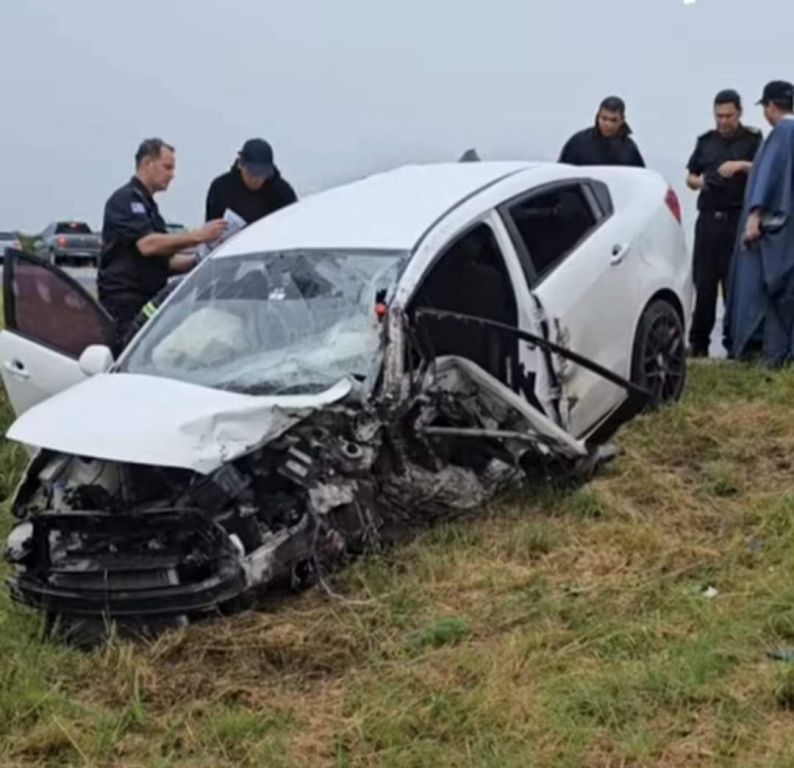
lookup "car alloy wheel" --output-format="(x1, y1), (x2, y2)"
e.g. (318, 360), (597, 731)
(631, 299), (686, 406)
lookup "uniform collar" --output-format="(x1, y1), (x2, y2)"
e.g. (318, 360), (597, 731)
(131, 175), (156, 204)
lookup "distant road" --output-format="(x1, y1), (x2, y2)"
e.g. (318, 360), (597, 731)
(0, 264), (96, 294)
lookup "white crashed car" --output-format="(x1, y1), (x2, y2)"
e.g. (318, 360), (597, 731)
(0, 162), (691, 636)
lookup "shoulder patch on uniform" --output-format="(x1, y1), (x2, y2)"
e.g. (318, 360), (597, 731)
(130, 202), (147, 215)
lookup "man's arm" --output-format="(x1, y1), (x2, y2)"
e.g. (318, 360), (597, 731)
(205, 179), (222, 222)
(686, 139), (705, 190)
(630, 142), (645, 168)
(558, 135), (578, 164)
(744, 208), (763, 243)
(718, 159), (753, 178)
(686, 172), (705, 191)
(279, 178), (298, 206)
(169, 252), (198, 273)
(137, 220), (227, 257)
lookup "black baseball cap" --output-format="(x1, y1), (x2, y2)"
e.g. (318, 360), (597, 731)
(239, 138), (275, 177)
(757, 80), (794, 105)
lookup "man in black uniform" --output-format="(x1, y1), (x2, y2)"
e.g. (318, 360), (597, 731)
(98, 138), (227, 353)
(559, 96), (645, 167)
(686, 90), (762, 357)
(205, 138), (297, 224)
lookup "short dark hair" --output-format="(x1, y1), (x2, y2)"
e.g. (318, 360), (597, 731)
(715, 89), (742, 110)
(135, 138), (174, 167)
(772, 96), (794, 112)
(598, 96), (626, 116)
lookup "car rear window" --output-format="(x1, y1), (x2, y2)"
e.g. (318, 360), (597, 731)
(55, 222), (92, 234)
(0, 231), (18, 239)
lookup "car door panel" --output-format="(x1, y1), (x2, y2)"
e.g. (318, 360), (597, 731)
(0, 249), (114, 417)
(0, 333), (89, 415)
(534, 213), (637, 436)
(498, 181), (638, 438)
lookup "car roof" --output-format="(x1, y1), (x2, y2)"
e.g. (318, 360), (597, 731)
(214, 162), (538, 255)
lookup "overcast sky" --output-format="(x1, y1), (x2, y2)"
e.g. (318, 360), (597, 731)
(0, 0), (792, 238)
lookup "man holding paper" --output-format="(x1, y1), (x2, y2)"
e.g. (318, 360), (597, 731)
(205, 138), (297, 225)
(98, 138), (228, 353)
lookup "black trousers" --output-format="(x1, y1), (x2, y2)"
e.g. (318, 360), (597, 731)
(99, 292), (147, 357)
(689, 209), (741, 353)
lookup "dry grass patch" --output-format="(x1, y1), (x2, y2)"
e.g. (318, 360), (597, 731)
(5, 361), (794, 765)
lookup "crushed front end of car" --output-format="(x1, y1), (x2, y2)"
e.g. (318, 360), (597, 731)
(4, 250), (649, 642)
(4, 352), (600, 642)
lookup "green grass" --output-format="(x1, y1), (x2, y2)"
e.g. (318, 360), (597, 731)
(4, 361), (794, 765)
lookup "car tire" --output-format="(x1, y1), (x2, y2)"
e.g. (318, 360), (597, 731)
(630, 298), (686, 407)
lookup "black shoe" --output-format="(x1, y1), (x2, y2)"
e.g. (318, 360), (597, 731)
(687, 345), (708, 358)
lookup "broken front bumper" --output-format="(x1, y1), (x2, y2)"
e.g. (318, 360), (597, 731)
(6, 509), (247, 626)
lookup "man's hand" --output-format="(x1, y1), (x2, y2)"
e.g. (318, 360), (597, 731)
(744, 210), (763, 244)
(194, 219), (228, 245)
(686, 173), (705, 192)
(718, 160), (751, 178)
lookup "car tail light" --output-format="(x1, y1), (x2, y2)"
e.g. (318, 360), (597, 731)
(12, 240), (20, 250)
(57, 235), (68, 247)
(665, 187), (682, 224)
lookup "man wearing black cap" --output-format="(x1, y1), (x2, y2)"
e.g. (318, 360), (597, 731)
(205, 139), (297, 225)
(559, 96), (645, 167)
(725, 80), (794, 364)
(685, 89), (762, 357)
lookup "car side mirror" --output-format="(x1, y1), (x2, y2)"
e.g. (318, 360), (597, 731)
(78, 345), (114, 377)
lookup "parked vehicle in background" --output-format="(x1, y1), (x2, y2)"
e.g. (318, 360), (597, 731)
(0, 231), (22, 262)
(34, 222), (101, 267)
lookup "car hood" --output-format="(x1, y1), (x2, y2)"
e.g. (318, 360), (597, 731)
(7, 373), (353, 474)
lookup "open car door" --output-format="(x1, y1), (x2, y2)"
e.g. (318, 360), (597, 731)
(0, 249), (114, 417)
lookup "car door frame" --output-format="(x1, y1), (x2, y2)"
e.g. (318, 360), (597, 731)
(0, 248), (115, 417)
(496, 177), (613, 288)
(3, 249), (114, 348)
(387, 214), (589, 459)
(495, 177), (633, 437)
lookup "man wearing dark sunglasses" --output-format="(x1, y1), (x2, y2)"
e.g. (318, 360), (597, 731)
(205, 138), (297, 225)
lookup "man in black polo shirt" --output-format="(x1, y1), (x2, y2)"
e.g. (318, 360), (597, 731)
(98, 138), (227, 353)
(205, 138), (297, 225)
(686, 90), (762, 357)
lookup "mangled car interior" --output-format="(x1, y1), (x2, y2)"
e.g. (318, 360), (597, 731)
(2, 164), (685, 642)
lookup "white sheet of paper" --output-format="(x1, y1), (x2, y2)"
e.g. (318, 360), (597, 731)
(195, 208), (247, 260)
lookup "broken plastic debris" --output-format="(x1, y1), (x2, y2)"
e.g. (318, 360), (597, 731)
(701, 585), (719, 599)
(768, 649), (794, 662)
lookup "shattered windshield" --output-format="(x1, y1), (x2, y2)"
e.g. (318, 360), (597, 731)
(121, 249), (406, 395)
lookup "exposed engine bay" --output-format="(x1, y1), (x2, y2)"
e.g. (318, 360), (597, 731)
(5, 350), (620, 642)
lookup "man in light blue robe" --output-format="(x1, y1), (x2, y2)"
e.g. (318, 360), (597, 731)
(725, 80), (794, 364)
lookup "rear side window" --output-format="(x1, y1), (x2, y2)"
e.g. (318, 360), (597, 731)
(55, 222), (92, 235)
(6, 255), (113, 357)
(503, 184), (598, 279)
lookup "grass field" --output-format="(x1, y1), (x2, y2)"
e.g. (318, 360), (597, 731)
(3, 361), (794, 767)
